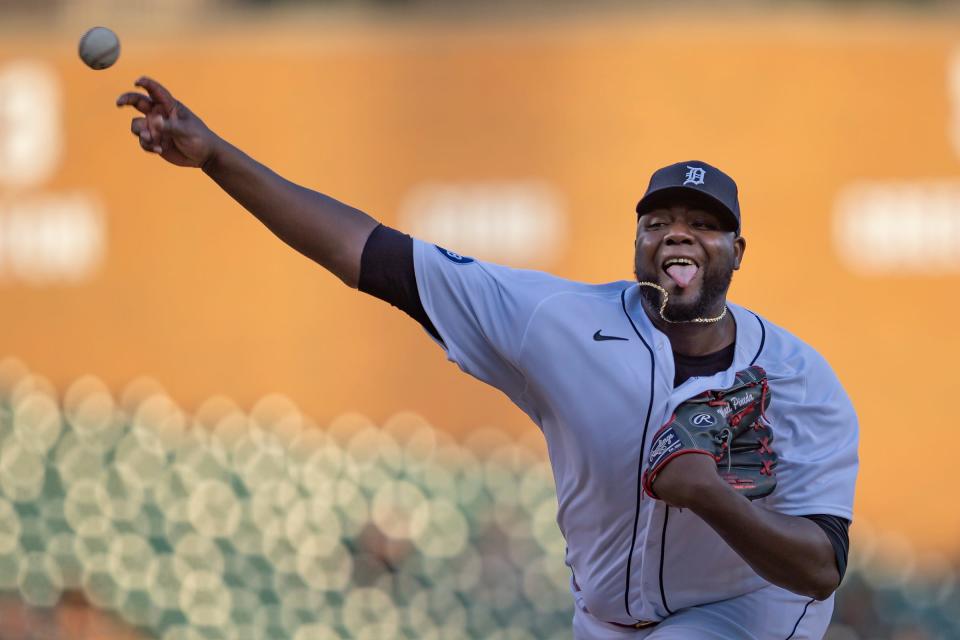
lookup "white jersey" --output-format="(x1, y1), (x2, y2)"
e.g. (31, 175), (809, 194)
(413, 239), (859, 625)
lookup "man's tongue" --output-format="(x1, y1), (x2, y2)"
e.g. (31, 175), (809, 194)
(665, 264), (698, 288)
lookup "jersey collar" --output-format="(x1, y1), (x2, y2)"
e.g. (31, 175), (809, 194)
(622, 285), (764, 370)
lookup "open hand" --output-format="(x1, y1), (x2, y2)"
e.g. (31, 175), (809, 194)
(116, 76), (219, 168)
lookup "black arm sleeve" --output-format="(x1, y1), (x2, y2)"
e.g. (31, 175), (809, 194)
(358, 224), (441, 342)
(801, 514), (850, 584)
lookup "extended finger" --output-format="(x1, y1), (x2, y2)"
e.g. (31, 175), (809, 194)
(134, 76), (176, 112)
(138, 131), (162, 155)
(116, 92), (153, 114)
(147, 112), (167, 141)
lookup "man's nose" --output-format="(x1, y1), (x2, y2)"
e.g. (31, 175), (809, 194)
(664, 221), (694, 244)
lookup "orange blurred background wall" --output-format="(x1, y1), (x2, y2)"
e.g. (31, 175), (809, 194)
(1, 14), (958, 552)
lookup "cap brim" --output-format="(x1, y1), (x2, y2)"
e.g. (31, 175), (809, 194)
(635, 186), (739, 234)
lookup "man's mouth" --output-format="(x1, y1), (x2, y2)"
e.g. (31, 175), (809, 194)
(662, 257), (699, 289)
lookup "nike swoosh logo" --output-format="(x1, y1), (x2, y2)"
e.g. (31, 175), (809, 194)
(593, 330), (628, 342)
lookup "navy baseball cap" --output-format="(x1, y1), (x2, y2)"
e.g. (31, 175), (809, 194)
(635, 160), (741, 235)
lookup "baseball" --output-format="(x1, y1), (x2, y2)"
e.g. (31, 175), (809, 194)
(78, 27), (120, 70)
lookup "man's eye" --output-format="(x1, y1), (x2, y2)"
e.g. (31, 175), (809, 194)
(692, 220), (717, 230)
(646, 222), (666, 230)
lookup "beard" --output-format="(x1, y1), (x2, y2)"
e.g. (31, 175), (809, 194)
(635, 255), (734, 323)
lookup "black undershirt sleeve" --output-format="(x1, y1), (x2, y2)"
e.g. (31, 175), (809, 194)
(357, 223), (441, 342)
(801, 514), (850, 584)
(673, 347), (851, 585)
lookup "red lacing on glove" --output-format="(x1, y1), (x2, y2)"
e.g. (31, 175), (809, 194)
(732, 379), (771, 430)
(760, 460), (774, 476)
(728, 398), (758, 428)
(750, 380), (772, 431)
(759, 436), (773, 455)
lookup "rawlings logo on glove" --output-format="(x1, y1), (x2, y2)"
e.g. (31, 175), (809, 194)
(642, 365), (778, 501)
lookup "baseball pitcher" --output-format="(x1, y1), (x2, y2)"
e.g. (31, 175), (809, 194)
(118, 77), (858, 639)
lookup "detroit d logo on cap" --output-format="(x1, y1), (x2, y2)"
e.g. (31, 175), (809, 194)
(683, 166), (706, 185)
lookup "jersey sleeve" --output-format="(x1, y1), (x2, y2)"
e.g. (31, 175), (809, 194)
(762, 352), (859, 521)
(412, 238), (555, 402)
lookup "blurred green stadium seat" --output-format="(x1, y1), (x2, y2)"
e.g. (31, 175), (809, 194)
(0, 360), (956, 639)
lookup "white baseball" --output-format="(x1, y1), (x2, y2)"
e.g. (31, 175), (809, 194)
(78, 27), (120, 71)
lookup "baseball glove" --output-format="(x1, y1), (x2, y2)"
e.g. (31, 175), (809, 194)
(642, 365), (777, 501)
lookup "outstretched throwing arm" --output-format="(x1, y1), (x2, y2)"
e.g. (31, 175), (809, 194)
(116, 77), (379, 287)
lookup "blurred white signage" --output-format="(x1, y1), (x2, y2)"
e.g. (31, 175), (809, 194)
(833, 48), (960, 275)
(949, 47), (960, 159)
(0, 61), (61, 186)
(0, 60), (104, 284)
(398, 181), (567, 266)
(833, 181), (960, 274)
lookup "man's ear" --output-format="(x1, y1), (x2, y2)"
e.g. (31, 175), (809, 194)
(733, 235), (746, 270)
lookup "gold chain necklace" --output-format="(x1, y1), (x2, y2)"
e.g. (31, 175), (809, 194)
(637, 281), (727, 324)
